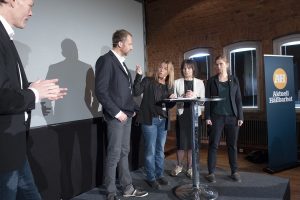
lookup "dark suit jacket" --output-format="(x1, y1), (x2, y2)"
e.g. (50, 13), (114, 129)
(0, 21), (35, 172)
(204, 74), (244, 121)
(95, 50), (138, 120)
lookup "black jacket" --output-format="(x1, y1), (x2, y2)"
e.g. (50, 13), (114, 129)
(95, 50), (139, 120)
(133, 74), (173, 129)
(204, 74), (243, 121)
(0, 21), (35, 172)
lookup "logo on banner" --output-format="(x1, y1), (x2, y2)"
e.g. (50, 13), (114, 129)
(269, 68), (292, 104)
(273, 68), (287, 89)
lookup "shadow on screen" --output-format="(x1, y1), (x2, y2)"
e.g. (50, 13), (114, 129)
(14, 40), (50, 193)
(41, 38), (98, 199)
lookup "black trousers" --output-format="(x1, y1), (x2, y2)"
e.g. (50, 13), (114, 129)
(207, 114), (239, 174)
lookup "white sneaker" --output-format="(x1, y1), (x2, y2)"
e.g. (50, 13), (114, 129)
(170, 165), (183, 176)
(186, 168), (192, 178)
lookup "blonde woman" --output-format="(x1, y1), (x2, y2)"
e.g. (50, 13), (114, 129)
(133, 61), (174, 190)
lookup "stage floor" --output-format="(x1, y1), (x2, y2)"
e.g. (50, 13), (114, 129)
(72, 160), (290, 200)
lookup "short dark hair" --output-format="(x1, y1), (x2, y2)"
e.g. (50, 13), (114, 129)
(112, 29), (132, 48)
(180, 59), (197, 77)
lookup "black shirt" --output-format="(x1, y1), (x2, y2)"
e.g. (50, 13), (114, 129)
(213, 80), (234, 116)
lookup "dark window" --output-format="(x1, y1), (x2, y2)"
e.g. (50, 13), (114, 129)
(230, 49), (257, 107)
(190, 55), (211, 82)
(281, 43), (300, 107)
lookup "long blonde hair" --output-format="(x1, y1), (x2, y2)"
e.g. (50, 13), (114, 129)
(154, 60), (174, 89)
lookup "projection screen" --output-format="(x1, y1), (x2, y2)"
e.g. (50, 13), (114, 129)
(14, 0), (145, 127)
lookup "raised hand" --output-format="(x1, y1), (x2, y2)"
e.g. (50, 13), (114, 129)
(136, 65), (143, 75)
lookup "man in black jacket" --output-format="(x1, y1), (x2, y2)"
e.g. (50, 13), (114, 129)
(0, 0), (67, 199)
(95, 29), (148, 200)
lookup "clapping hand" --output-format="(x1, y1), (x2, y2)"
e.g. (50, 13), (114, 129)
(29, 79), (68, 101)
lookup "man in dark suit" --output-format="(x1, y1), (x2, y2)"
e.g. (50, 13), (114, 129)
(95, 29), (148, 200)
(0, 0), (67, 199)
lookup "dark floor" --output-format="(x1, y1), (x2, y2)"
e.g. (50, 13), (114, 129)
(72, 160), (289, 200)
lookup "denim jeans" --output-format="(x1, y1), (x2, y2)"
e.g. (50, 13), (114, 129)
(142, 117), (167, 181)
(0, 159), (41, 200)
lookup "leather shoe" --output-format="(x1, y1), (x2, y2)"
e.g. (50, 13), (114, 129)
(205, 173), (216, 183)
(231, 172), (242, 182)
(147, 180), (161, 189)
(157, 177), (168, 185)
(107, 193), (119, 200)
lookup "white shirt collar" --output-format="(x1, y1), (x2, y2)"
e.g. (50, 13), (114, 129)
(0, 15), (14, 40)
(111, 49), (125, 64)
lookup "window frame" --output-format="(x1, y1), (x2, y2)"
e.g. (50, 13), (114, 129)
(273, 34), (300, 110)
(223, 41), (261, 110)
(184, 48), (212, 80)
(273, 34), (300, 54)
(183, 48), (212, 112)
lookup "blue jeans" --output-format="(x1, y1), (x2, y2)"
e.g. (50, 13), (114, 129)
(0, 159), (41, 200)
(142, 117), (167, 181)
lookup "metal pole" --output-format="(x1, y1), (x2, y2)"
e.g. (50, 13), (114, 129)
(191, 101), (200, 188)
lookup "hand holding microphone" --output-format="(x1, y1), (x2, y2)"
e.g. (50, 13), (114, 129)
(184, 90), (194, 98)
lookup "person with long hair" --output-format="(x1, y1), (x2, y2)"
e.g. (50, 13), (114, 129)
(170, 59), (205, 178)
(205, 55), (243, 183)
(133, 61), (174, 190)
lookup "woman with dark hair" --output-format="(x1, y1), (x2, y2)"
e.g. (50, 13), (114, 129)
(170, 59), (205, 178)
(205, 55), (243, 183)
(133, 60), (174, 190)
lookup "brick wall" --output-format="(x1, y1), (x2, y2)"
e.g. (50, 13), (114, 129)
(145, 0), (300, 119)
